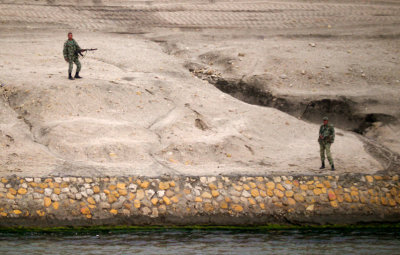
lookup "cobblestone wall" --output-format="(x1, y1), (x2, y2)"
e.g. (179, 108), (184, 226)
(0, 174), (399, 227)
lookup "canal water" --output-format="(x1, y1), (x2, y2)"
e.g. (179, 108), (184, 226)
(0, 228), (399, 255)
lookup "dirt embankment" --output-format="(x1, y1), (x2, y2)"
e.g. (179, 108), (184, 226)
(147, 26), (400, 168)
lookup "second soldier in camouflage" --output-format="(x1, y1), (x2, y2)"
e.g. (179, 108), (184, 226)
(318, 116), (335, 170)
(63, 32), (82, 80)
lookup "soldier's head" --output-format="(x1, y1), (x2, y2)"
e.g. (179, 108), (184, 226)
(68, 32), (73, 40)
(323, 117), (329, 125)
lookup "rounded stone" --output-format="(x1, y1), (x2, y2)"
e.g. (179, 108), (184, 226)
(294, 193), (305, 202)
(50, 194), (60, 201)
(285, 191), (294, 197)
(328, 190), (337, 201)
(276, 184), (285, 191)
(6, 193), (15, 199)
(170, 196), (179, 203)
(86, 189), (94, 196)
(251, 189), (260, 198)
(274, 189), (284, 198)
(217, 201), (227, 209)
(243, 184), (250, 191)
(44, 188), (52, 196)
(80, 191), (88, 198)
(8, 188), (17, 195)
(201, 192), (212, 199)
(313, 188), (322, 195)
(44, 197), (52, 207)
(273, 177), (281, 183)
(117, 183), (126, 190)
(234, 184), (243, 192)
(33, 193), (43, 199)
(53, 188), (61, 195)
(128, 184), (138, 192)
(100, 202), (111, 209)
(211, 190), (220, 197)
(151, 197), (158, 205)
(283, 183), (293, 190)
(330, 201), (339, 208)
(287, 198), (296, 205)
(344, 193), (352, 202)
(142, 207), (151, 215)
(52, 202), (60, 210)
(249, 182), (257, 189)
(159, 182), (170, 190)
(165, 190), (174, 197)
(61, 188), (70, 193)
(248, 198), (257, 205)
(163, 196), (171, 205)
(232, 204), (243, 212)
(306, 204), (314, 211)
(208, 183), (217, 190)
(87, 197), (96, 205)
(100, 193), (107, 201)
(145, 189), (155, 199)
(151, 208), (159, 218)
(204, 203), (214, 212)
(17, 188), (27, 195)
(136, 190), (145, 200)
(118, 189), (128, 196)
(140, 181), (150, 189)
(157, 190), (165, 198)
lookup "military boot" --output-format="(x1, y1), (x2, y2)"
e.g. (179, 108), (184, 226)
(74, 72), (82, 79)
(331, 164), (335, 171)
(320, 162), (325, 169)
(68, 72), (74, 80)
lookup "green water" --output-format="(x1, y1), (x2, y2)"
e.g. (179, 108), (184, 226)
(0, 228), (399, 255)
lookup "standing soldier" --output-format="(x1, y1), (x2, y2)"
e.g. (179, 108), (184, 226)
(63, 32), (82, 80)
(318, 117), (335, 170)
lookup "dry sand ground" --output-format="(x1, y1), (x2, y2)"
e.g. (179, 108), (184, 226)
(0, 0), (399, 177)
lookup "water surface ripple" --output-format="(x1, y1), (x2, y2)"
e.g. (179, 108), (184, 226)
(0, 228), (399, 255)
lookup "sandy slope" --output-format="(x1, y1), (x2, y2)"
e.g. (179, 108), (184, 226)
(151, 27), (400, 153)
(0, 31), (383, 177)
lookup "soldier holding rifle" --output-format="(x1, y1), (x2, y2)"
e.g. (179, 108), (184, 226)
(63, 32), (96, 80)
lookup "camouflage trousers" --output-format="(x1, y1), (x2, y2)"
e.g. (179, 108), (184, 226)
(68, 57), (81, 73)
(319, 141), (334, 166)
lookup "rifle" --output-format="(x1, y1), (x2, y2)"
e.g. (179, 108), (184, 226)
(75, 48), (97, 57)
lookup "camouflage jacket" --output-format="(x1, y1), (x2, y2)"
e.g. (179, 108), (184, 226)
(318, 124), (335, 143)
(63, 39), (81, 59)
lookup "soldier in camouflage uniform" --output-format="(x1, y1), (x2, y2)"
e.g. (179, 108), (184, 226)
(63, 32), (82, 80)
(318, 117), (335, 170)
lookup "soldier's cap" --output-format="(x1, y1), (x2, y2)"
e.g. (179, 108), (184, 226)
(323, 117), (329, 121)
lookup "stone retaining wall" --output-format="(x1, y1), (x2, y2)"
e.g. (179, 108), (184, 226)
(0, 174), (399, 227)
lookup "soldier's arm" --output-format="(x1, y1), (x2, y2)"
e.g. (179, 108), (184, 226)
(75, 40), (82, 52)
(63, 42), (68, 59)
(318, 126), (323, 140)
(330, 126), (335, 142)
